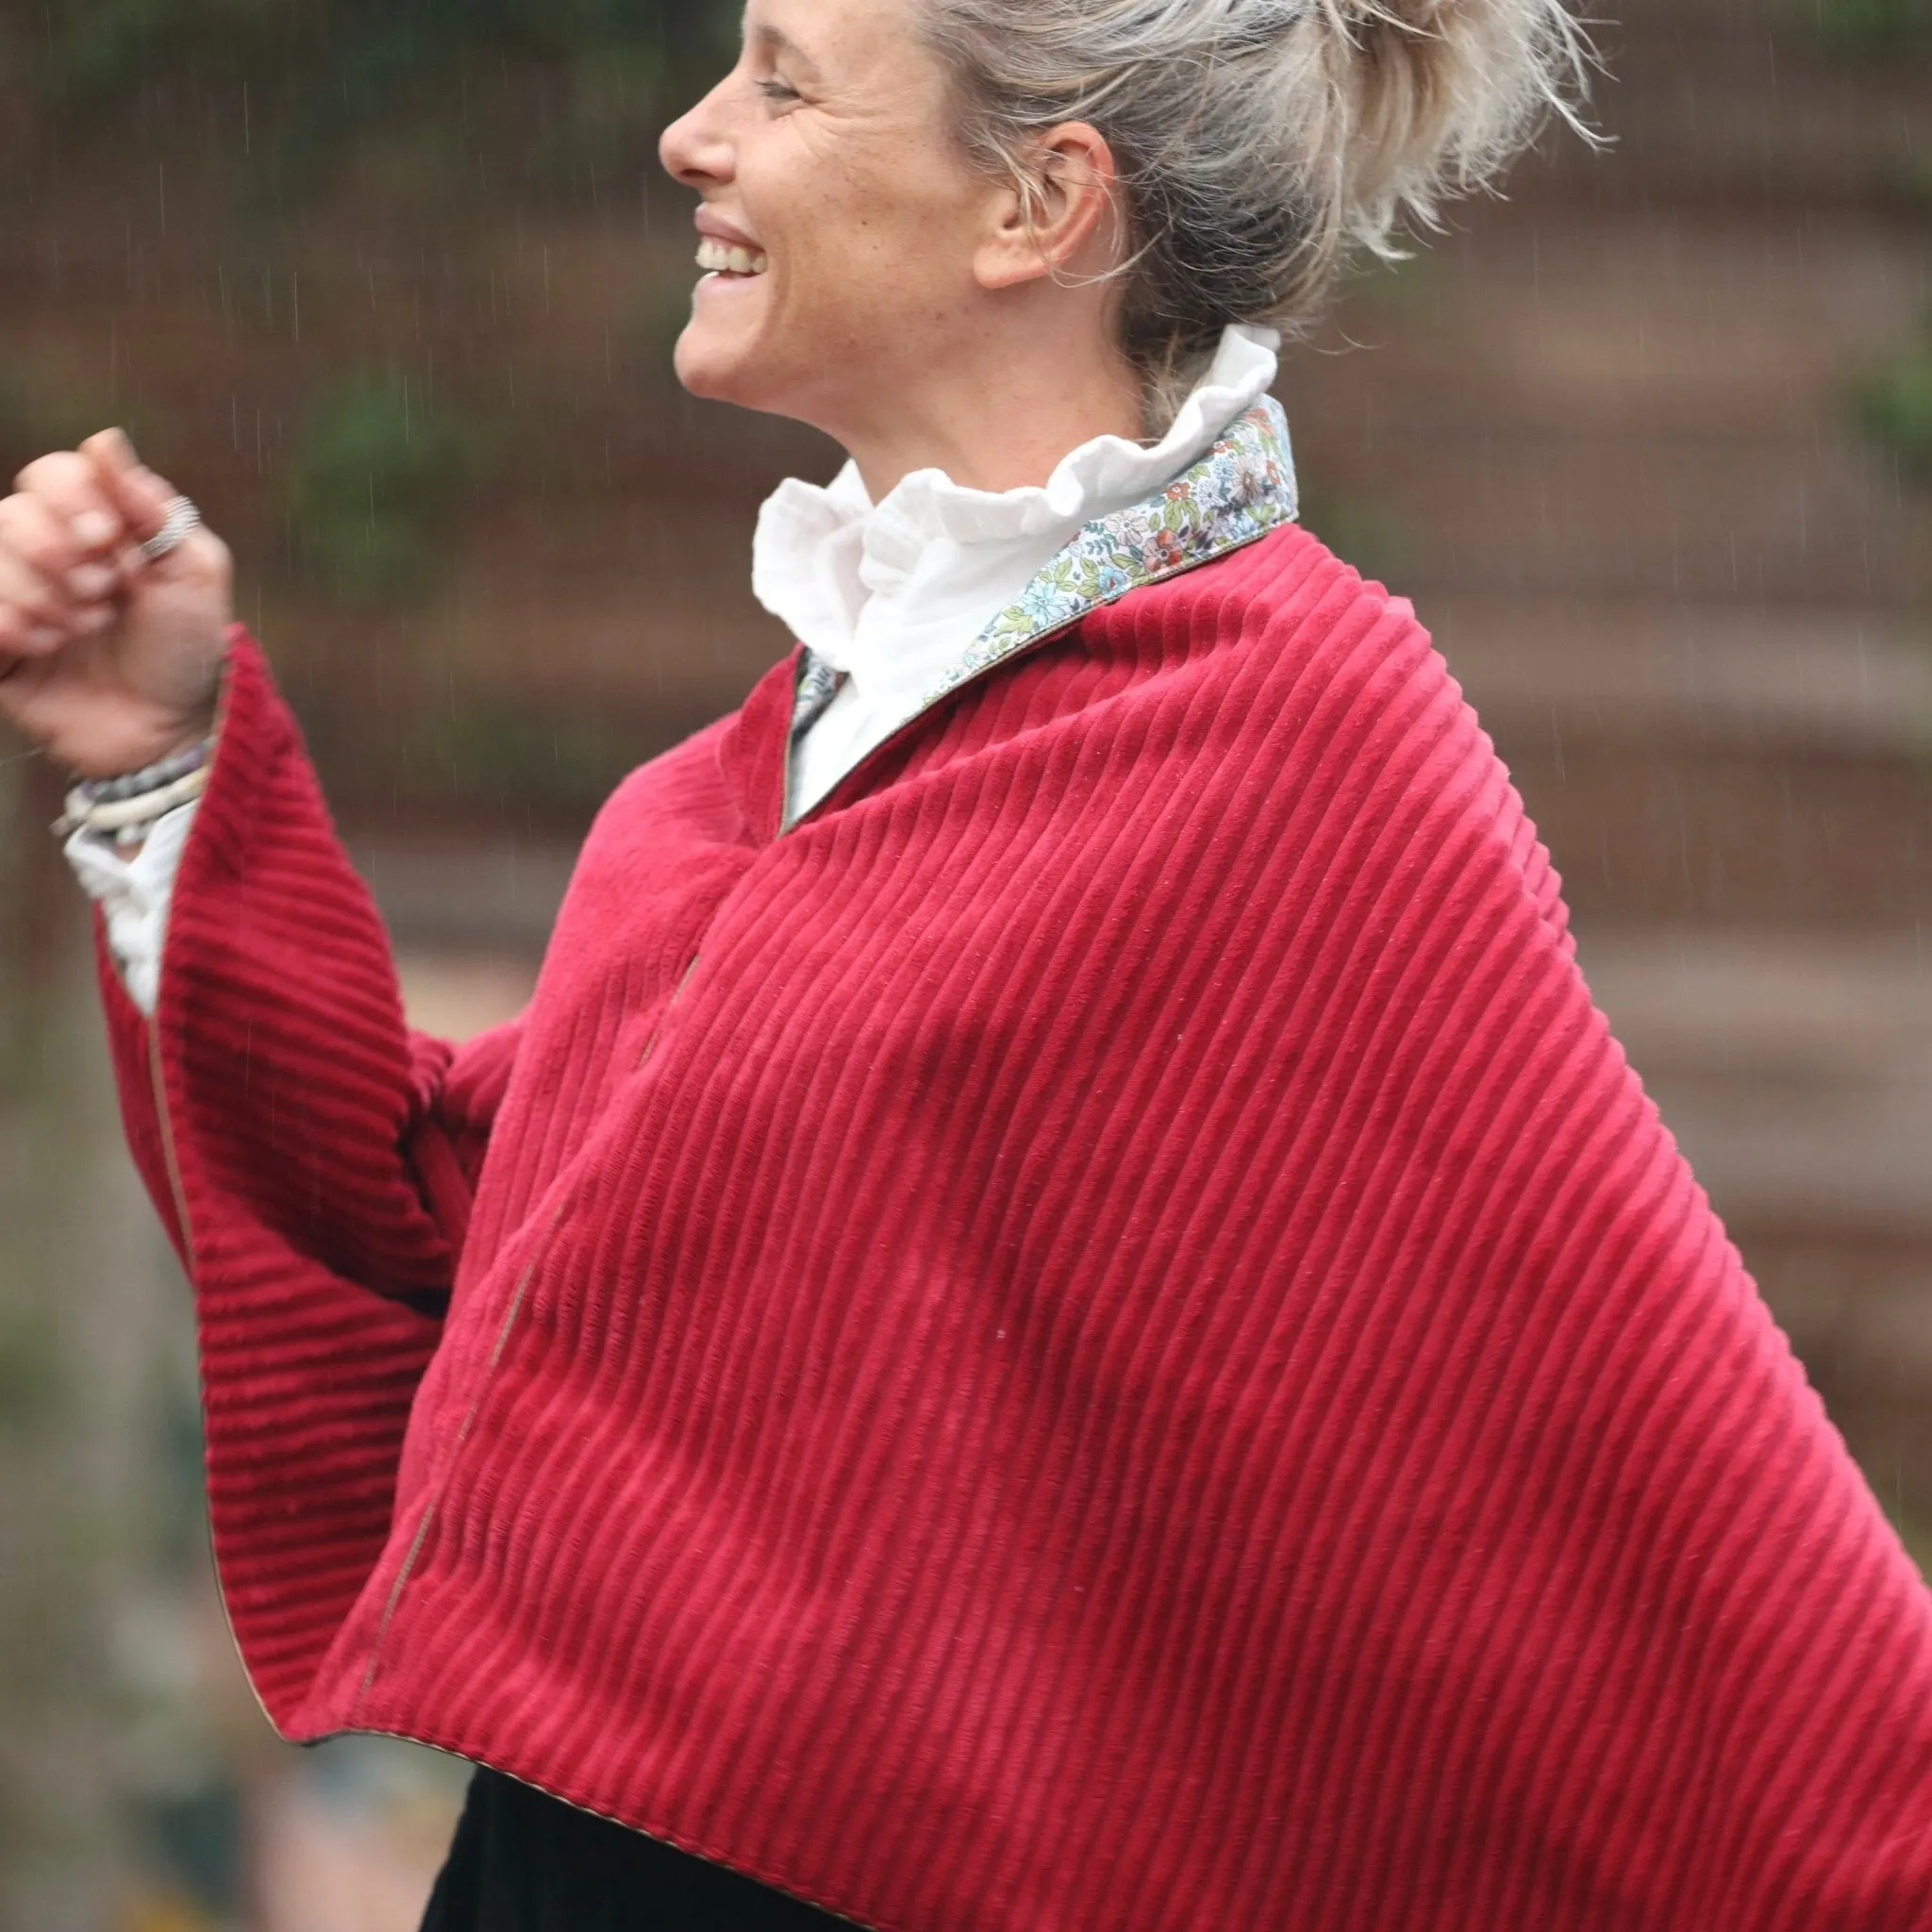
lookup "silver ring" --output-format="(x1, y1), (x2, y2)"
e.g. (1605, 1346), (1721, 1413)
(142, 495), (201, 563)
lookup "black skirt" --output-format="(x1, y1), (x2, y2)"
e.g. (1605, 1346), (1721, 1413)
(420, 1768), (849, 1931)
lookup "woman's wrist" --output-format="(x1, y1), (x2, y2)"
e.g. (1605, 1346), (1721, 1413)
(60, 629), (229, 782)
(54, 736), (215, 846)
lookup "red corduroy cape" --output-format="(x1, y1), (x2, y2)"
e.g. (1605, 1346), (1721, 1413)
(101, 525), (1932, 1929)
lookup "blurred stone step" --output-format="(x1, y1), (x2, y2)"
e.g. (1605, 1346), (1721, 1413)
(1540, 18), (1931, 209)
(1740, 1220), (1932, 1546)
(1436, 594), (1932, 755)
(1306, 210), (1925, 447)
(1578, 925), (1932, 1234)
(1296, 425), (1923, 605)
(1290, 213), (1927, 608)
(1425, 595), (1932, 929)
(1576, 924), (1932, 1524)
(343, 833), (575, 953)
(1496, 727), (1932, 927)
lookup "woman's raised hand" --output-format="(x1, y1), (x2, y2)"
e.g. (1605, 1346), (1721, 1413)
(0, 430), (233, 779)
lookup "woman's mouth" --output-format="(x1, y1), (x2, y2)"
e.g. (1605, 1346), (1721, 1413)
(696, 239), (770, 277)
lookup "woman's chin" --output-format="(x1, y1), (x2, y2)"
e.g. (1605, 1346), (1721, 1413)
(673, 322), (791, 418)
(675, 321), (750, 400)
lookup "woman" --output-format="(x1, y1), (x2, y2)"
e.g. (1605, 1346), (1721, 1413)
(4, 0), (1931, 1925)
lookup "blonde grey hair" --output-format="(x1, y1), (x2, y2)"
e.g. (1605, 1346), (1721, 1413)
(917, 0), (1593, 419)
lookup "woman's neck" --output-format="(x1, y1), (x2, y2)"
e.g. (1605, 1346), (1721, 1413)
(838, 332), (1146, 504)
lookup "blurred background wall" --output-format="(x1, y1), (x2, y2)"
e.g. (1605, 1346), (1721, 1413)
(0, 0), (1928, 1924)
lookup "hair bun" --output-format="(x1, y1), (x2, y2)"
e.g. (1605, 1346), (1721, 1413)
(923, 0), (1594, 414)
(1295, 0), (1591, 245)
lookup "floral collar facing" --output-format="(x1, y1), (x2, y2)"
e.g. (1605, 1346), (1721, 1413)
(790, 395), (1298, 761)
(922, 394), (1297, 707)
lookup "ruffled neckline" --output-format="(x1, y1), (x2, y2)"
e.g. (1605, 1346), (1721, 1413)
(752, 325), (1282, 674)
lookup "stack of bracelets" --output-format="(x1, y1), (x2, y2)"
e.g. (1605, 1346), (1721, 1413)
(54, 739), (214, 849)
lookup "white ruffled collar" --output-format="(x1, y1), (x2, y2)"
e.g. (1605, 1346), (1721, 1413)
(752, 325), (1281, 714)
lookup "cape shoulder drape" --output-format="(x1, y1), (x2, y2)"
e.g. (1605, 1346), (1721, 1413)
(100, 524), (1932, 1930)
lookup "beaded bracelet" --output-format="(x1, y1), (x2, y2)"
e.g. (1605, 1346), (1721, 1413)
(54, 738), (215, 847)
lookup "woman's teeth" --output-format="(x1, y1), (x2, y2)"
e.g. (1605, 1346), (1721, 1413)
(696, 239), (770, 275)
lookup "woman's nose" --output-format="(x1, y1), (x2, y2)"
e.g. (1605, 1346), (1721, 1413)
(659, 77), (736, 189)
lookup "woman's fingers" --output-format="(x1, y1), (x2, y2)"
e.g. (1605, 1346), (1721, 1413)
(0, 483), (84, 579)
(0, 435), (228, 774)
(79, 428), (179, 549)
(0, 491), (121, 643)
(13, 433), (182, 571)
(12, 448), (129, 562)
(5, 500), (120, 610)
(2, 435), (174, 664)
(0, 553), (60, 639)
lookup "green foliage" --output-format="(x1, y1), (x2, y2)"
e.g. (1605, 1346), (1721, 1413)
(1877, 141), (1932, 215)
(42, 0), (735, 106)
(1807, 0), (1932, 53)
(1855, 330), (1932, 481)
(0, 1311), (60, 1437)
(36, 0), (738, 191)
(415, 699), (647, 815)
(43, 0), (174, 99)
(1297, 488), (1407, 587)
(1881, 1493), (1932, 1583)
(286, 371), (497, 606)
(135, 1781), (243, 1918)
(1344, 246), (1439, 320)
(0, 363), (128, 485)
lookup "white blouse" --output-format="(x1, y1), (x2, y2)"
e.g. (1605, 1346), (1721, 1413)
(72, 324), (1283, 1014)
(758, 325), (1280, 818)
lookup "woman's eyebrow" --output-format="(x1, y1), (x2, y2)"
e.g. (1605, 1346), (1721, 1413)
(754, 23), (822, 75)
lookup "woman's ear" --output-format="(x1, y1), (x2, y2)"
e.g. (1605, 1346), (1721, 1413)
(974, 122), (1124, 292)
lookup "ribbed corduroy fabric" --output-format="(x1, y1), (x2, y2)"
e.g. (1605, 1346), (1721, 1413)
(102, 526), (1932, 1930)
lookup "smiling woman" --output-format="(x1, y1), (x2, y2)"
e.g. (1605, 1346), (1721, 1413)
(661, 0), (1153, 502)
(7, 0), (1932, 1928)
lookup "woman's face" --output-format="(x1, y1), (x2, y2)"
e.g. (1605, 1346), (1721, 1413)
(658, 0), (1006, 441)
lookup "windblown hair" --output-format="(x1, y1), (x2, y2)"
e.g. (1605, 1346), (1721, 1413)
(917, 0), (1593, 422)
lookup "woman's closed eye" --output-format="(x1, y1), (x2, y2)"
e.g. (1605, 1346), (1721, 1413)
(756, 76), (801, 106)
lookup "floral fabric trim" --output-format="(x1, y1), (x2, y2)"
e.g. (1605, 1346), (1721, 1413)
(791, 653), (845, 741)
(787, 394), (1296, 796)
(922, 394), (1296, 709)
